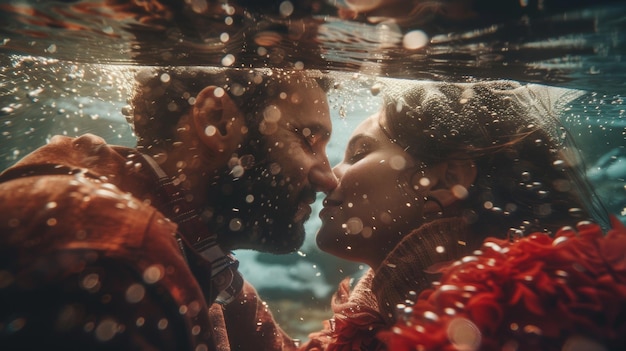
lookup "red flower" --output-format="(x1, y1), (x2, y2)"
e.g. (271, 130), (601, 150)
(381, 218), (626, 351)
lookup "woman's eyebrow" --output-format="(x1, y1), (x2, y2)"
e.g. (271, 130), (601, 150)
(346, 134), (374, 150)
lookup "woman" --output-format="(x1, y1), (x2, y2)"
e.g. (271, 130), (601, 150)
(303, 80), (623, 350)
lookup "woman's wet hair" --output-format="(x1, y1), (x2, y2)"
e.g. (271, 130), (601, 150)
(128, 67), (330, 151)
(380, 80), (608, 241)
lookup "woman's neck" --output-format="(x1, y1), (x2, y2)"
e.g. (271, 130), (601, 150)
(371, 217), (473, 325)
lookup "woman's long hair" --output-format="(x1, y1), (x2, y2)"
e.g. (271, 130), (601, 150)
(380, 80), (608, 243)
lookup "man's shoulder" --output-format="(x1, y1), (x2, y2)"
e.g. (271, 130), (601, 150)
(0, 133), (170, 253)
(0, 171), (174, 252)
(7, 133), (129, 171)
(1, 133), (143, 192)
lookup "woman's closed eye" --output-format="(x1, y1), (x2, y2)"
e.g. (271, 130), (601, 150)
(346, 140), (371, 164)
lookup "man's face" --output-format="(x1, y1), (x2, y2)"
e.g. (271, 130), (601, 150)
(206, 80), (337, 253)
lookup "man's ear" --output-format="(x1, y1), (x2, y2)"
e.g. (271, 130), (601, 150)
(422, 157), (477, 213)
(192, 86), (246, 155)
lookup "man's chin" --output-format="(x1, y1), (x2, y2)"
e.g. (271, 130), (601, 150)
(222, 220), (307, 254)
(264, 225), (306, 254)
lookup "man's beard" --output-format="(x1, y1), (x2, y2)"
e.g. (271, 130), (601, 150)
(203, 149), (313, 254)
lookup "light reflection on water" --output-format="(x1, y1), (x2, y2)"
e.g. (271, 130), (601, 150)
(0, 1), (624, 90)
(0, 0), (625, 342)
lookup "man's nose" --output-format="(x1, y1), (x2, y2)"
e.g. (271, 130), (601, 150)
(309, 154), (338, 193)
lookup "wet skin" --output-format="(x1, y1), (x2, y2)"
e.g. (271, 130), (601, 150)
(317, 112), (437, 267)
(210, 81), (338, 253)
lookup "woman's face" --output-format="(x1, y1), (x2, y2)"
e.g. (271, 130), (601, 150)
(316, 112), (435, 267)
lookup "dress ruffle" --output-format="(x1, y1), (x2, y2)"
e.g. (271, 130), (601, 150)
(382, 218), (626, 351)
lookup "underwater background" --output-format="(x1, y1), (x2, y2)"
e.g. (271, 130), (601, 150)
(1, 0), (625, 339)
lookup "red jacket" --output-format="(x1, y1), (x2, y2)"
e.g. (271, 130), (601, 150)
(0, 134), (296, 351)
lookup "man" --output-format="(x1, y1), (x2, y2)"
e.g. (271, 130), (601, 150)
(0, 68), (337, 350)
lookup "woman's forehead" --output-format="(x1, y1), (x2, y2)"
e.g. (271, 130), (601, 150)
(351, 113), (381, 135)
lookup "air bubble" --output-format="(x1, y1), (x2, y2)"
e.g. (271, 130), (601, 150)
(403, 30), (428, 50)
(81, 273), (100, 291)
(221, 54), (235, 67)
(125, 283), (146, 303)
(390, 155), (406, 170)
(345, 217), (364, 234)
(371, 83), (382, 96)
(423, 311), (439, 321)
(143, 264), (164, 284)
(447, 318), (481, 351)
(231, 165), (244, 177)
(263, 105), (282, 123)
(451, 185), (469, 199)
(419, 177), (431, 187)
(523, 324), (542, 335)
(95, 319), (118, 341)
(205, 125), (217, 137)
(269, 163), (281, 175)
(214, 87), (225, 98)
(568, 207), (584, 217)
(279, 1), (294, 17)
(158, 318), (169, 330)
(553, 159), (566, 169)
(229, 218), (243, 231)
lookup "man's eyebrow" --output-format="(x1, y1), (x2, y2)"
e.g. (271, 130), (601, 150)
(302, 122), (331, 139)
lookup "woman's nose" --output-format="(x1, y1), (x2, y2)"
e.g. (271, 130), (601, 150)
(332, 163), (346, 181)
(309, 155), (338, 193)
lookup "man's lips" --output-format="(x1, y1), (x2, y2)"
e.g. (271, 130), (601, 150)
(293, 202), (312, 222)
(293, 191), (316, 223)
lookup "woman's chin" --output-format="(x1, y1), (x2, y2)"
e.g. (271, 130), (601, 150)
(315, 226), (344, 253)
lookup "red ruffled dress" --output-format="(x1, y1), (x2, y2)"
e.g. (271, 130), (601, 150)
(383, 218), (626, 350)
(303, 218), (626, 351)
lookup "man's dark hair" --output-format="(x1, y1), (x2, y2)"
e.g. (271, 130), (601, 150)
(129, 67), (331, 151)
(128, 67), (331, 253)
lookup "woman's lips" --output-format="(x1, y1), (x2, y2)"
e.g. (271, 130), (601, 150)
(319, 198), (342, 219)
